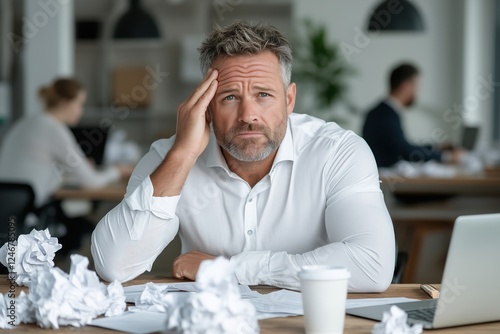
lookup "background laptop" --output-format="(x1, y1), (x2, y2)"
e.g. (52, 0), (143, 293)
(70, 126), (109, 166)
(461, 126), (479, 151)
(347, 213), (500, 329)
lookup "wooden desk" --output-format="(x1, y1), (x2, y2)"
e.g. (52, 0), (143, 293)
(52, 183), (127, 202)
(1, 275), (499, 333)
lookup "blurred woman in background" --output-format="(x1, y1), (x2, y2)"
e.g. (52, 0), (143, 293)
(0, 78), (132, 254)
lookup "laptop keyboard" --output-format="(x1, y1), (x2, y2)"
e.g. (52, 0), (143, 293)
(406, 306), (436, 323)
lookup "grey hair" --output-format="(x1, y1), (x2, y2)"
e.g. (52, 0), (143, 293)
(199, 21), (293, 87)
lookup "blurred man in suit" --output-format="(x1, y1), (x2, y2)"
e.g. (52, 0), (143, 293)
(362, 63), (462, 168)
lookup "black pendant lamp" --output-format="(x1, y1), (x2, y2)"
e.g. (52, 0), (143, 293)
(113, 0), (160, 39)
(367, 0), (425, 32)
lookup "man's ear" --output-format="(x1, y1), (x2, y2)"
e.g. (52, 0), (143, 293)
(286, 82), (297, 115)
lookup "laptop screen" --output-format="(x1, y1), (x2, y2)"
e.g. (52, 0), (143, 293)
(70, 126), (109, 166)
(461, 126), (479, 150)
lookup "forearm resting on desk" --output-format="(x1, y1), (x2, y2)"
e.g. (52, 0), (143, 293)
(231, 238), (393, 293)
(230, 193), (396, 292)
(91, 180), (180, 282)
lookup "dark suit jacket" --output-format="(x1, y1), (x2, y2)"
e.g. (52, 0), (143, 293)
(362, 101), (442, 168)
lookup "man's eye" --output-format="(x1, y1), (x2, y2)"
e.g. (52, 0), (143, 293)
(223, 95), (236, 101)
(259, 92), (270, 98)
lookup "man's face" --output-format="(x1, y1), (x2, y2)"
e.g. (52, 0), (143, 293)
(209, 51), (296, 162)
(404, 75), (419, 107)
(64, 90), (86, 127)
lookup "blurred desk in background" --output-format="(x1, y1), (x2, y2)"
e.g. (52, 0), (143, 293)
(380, 174), (500, 196)
(53, 183), (127, 202)
(380, 173), (500, 283)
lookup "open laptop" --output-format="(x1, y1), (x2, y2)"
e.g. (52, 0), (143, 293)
(70, 126), (109, 166)
(347, 213), (500, 329)
(461, 126), (479, 151)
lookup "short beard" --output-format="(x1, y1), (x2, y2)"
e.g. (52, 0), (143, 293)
(213, 116), (287, 162)
(405, 96), (416, 107)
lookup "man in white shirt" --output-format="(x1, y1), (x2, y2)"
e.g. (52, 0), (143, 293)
(91, 22), (395, 292)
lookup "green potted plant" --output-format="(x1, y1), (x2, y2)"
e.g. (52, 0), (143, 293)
(292, 20), (354, 123)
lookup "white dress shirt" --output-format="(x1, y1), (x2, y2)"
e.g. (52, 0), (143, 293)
(0, 113), (120, 207)
(91, 113), (395, 292)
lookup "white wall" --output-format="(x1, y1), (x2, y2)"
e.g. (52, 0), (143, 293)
(462, 0), (496, 149)
(293, 0), (466, 146)
(0, 0), (13, 125)
(23, 0), (74, 115)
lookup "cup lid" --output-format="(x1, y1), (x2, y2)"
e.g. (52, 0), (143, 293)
(298, 265), (351, 280)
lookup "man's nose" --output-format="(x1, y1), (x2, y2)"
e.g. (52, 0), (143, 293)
(237, 98), (258, 124)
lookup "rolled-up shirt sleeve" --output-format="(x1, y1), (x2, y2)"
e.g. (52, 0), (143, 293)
(230, 135), (395, 292)
(91, 139), (180, 282)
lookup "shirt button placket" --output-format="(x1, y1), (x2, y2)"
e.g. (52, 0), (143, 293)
(243, 195), (257, 251)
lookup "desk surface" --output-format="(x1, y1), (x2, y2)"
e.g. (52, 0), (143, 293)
(1, 275), (499, 333)
(52, 183), (127, 201)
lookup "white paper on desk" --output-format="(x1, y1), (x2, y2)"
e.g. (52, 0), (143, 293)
(250, 289), (418, 320)
(346, 297), (417, 309)
(393, 161), (458, 178)
(124, 282), (259, 303)
(125, 282), (418, 321)
(90, 311), (166, 334)
(250, 289), (303, 319)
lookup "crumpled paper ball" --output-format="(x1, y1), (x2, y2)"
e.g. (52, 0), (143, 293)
(165, 257), (259, 334)
(0, 293), (15, 329)
(13, 291), (35, 325)
(17, 254), (125, 329)
(132, 283), (176, 313)
(0, 228), (62, 286)
(372, 305), (423, 334)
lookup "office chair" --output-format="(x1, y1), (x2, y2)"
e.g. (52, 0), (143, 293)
(0, 182), (35, 274)
(392, 248), (408, 284)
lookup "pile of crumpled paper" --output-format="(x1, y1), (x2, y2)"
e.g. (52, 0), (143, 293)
(0, 229), (126, 329)
(0, 229), (258, 333)
(0, 229), (61, 286)
(132, 256), (259, 334)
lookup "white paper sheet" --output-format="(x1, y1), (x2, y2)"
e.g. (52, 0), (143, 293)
(90, 311), (167, 334)
(249, 288), (417, 318)
(124, 282), (259, 303)
(124, 282), (417, 320)
(250, 289), (303, 319)
(90, 282), (421, 333)
(346, 297), (418, 309)
(89, 293), (421, 333)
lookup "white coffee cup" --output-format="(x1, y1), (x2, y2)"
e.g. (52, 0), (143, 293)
(299, 265), (351, 334)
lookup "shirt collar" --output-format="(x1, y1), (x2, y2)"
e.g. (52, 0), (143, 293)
(205, 130), (228, 169)
(385, 96), (404, 113)
(205, 118), (295, 169)
(273, 118), (294, 166)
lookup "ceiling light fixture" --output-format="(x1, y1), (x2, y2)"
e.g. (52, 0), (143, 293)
(367, 0), (425, 32)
